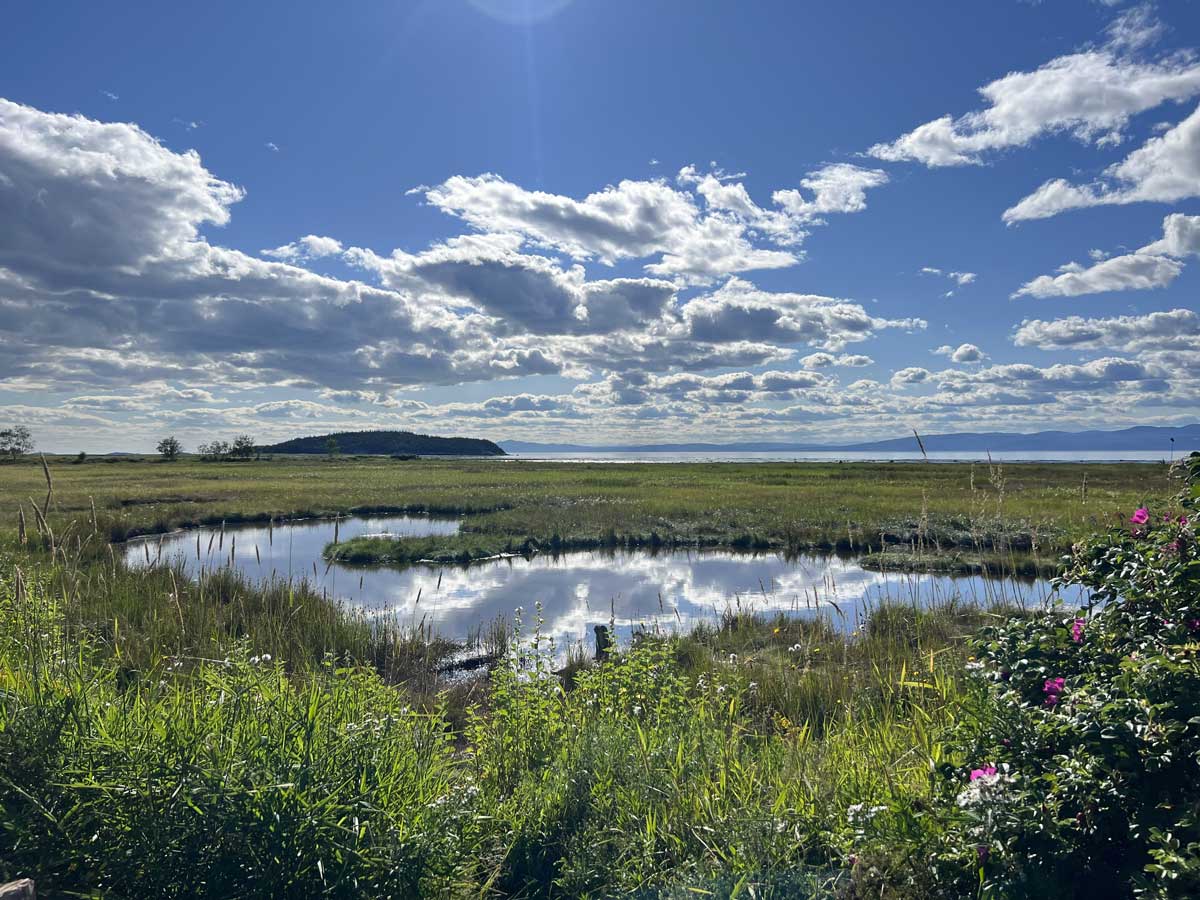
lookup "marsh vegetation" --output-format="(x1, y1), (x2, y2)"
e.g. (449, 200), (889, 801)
(0, 455), (1190, 898)
(0, 455), (1166, 563)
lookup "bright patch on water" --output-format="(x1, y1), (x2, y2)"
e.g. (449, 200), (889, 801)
(125, 515), (1086, 652)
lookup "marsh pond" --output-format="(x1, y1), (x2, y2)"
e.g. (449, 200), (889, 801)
(124, 513), (1085, 651)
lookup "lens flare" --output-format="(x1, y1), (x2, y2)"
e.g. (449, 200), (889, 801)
(467, 0), (574, 26)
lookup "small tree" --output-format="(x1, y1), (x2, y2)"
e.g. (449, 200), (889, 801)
(326, 437), (340, 458)
(198, 440), (229, 462)
(0, 425), (33, 461)
(230, 435), (256, 460)
(156, 436), (183, 461)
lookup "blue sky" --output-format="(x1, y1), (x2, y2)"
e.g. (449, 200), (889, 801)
(2, 0), (1199, 451)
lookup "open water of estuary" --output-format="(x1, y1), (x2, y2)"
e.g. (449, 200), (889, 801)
(125, 514), (1087, 651)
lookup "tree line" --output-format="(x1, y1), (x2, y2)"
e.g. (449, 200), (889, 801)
(0, 427), (261, 462)
(167, 434), (257, 461)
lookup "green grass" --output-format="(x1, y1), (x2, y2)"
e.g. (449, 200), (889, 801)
(1, 455), (1171, 571)
(0, 551), (989, 897)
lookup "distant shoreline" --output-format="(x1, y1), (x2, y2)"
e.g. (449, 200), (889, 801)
(500, 450), (1177, 464)
(18, 450), (1180, 464)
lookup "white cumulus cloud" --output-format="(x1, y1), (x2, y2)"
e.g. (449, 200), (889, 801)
(934, 343), (988, 363)
(870, 7), (1200, 168)
(1004, 103), (1200, 222)
(1013, 213), (1200, 297)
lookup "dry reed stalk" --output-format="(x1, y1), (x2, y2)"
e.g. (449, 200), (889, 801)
(912, 428), (929, 462)
(39, 453), (53, 515)
(29, 498), (53, 553)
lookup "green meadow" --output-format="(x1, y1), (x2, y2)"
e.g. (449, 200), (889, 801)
(1, 453), (1167, 558)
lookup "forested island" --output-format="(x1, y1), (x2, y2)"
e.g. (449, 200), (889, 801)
(260, 430), (506, 457)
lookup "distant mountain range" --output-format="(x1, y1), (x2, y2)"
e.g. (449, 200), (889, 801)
(500, 424), (1200, 455)
(261, 430), (506, 456)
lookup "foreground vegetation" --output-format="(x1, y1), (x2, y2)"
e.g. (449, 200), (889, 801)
(1, 454), (1195, 897)
(0, 563), (979, 897)
(0, 455), (1169, 573)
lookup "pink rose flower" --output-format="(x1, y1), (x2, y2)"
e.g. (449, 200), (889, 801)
(1130, 508), (1150, 525)
(1043, 677), (1065, 706)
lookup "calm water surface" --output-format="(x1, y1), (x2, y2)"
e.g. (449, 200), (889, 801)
(507, 450), (1171, 463)
(125, 515), (1087, 651)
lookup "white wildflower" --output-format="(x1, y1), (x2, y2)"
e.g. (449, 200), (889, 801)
(956, 768), (1013, 809)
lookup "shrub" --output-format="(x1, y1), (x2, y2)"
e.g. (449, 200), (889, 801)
(872, 455), (1200, 899)
(197, 439), (230, 461)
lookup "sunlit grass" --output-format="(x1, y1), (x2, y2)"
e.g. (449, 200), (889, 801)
(0, 455), (1167, 565)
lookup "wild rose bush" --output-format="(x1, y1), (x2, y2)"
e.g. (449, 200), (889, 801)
(902, 454), (1200, 899)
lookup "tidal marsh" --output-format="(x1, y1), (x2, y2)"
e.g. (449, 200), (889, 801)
(2, 455), (1168, 567)
(0, 455), (1183, 897)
